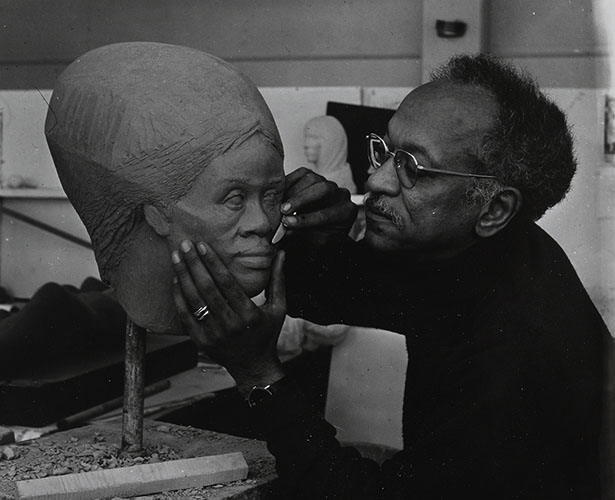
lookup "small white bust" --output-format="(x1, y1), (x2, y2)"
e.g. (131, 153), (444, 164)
(304, 115), (357, 194)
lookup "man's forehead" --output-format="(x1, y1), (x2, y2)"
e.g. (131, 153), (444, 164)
(389, 82), (496, 141)
(398, 81), (490, 112)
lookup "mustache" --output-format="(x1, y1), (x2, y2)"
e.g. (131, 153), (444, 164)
(364, 194), (405, 230)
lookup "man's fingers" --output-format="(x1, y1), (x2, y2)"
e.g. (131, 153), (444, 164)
(171, 246), (209, 316)
(196, 242), (255, 315)
(172, 278), (195, 327)
(283, 195), (358, 229)
(172, 279), (207, 340)
(284, 166), (314, 188)
(175, 241), (232, 319)
(282, 181), (340, 218)
(283, 168), (337, 214)
(283, 210), (328, 228)
(266, 250), (287, 316)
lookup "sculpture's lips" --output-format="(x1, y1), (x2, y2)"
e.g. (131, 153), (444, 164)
(235, 249), (275, 270)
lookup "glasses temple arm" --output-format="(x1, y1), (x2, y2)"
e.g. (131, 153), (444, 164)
(418, 165), (497, 180)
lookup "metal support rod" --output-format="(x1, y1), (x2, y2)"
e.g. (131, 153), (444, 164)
(122, 319), (146, 452)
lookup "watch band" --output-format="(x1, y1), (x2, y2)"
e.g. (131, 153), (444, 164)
(246, 377), (288, 408)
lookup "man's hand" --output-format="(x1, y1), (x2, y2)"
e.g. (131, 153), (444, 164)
(281, 167), (358, 246)
(171, 241), (286, 396)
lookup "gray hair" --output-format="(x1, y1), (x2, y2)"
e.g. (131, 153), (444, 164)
(432, 53), (576, 220)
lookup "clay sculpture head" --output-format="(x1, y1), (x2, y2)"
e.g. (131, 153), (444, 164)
(45, 42), (284, 334)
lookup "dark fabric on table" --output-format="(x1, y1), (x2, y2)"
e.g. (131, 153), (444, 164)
(0, 278), (126, 378)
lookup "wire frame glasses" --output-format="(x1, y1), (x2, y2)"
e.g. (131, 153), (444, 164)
(366, 133), (498, 188)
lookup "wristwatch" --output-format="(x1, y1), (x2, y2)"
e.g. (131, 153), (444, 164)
(246, 377), (287, 408)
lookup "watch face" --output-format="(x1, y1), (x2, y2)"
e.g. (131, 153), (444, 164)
(247, 386), (273, 408)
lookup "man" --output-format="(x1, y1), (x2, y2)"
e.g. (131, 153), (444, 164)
(172, 54), (612, 499)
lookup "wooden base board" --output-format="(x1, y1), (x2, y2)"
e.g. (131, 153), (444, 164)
(15, 452), (248, 500)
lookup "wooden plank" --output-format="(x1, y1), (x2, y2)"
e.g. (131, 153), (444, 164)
(0, 427), (14, 445)
(15, 452), (248, 500)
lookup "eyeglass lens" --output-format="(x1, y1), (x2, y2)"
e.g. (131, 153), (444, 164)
(369, 137), (389, 167)
(368, 135), (417, 188)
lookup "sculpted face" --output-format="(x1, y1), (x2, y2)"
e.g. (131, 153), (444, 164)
(304, 134), (322, 164)
(364, 81), (497, 260)
(164, 135), (285, 296)
(303, 116), (348, 171)
(45, 42), (284, 333)
(303, 115), (356, 194)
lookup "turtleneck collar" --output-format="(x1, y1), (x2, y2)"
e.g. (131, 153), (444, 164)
(356, 214), (533, 308)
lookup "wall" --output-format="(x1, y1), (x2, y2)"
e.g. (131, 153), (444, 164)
(488, 0), (607, 87)
(0, 0), (606, 89)
(539, 88), (615, 330)
(0, 0), (612, 330)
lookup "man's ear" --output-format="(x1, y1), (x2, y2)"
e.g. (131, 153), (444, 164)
(143, 204), (171, 238)
(475, 187), (522, 238)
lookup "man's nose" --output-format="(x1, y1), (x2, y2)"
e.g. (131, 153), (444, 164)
(365, 157), (401, 196)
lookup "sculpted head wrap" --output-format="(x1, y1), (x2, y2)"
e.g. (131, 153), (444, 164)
(46, 42), (282, 286)
(45, 42), (283, 332)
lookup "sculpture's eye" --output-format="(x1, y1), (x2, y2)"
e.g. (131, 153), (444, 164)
(263, 190), (283, 206)
(224, 193), (245, 210)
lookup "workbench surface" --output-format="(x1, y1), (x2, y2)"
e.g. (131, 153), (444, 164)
(0, 419), (278, 499)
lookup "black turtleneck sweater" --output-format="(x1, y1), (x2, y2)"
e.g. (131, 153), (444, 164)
(256, 217), (610, 500)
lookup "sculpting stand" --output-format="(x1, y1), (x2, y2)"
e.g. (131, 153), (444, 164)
(10, 321), (256, 499)
(121, 319), (146, 452)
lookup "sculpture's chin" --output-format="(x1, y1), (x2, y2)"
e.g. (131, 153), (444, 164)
(124, 303), (187, 335)
(113, 275), (186, 335)
(235, 270), (270, 299)
(123, 275), (268, 335)
(111, 244), (272, 335)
